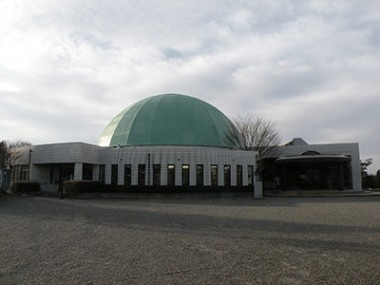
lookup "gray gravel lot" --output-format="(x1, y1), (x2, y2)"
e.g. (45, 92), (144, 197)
(1, 194), (380, 284)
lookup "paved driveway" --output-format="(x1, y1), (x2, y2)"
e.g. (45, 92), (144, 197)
(1, 195), (379, 284)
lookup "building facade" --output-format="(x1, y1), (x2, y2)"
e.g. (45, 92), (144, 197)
(15, 94), (262, 197)
(12, 93), (362, 195)
(263, 138), (362, 191)
(28, 143), (259, 194)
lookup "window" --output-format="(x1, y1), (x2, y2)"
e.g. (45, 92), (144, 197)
(99, 165), (105, 183)
(153, 164), (161, 186)
(182, 164), (190, 186)
(83, 164), (93, 180)
(50, 168), (54, 184)
(111, 164), (118, 185)
(224, 165), (231, 186)
(20, 165), (29, 181)
(196, 164), (204, 186)
(59, 165), (74, 183)
(237, 165), (243, 186)
(138, 164), (145, 186)
(124, 164), (131, 186)
(248, 165), (254, 186)
(167, 164), (175, 186)
(211, 165), (218, 186)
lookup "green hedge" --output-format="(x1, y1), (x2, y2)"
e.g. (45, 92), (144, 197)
(62, 180), (252, 194)
(104, 185), (252, 193)
(11, 181), (41, 193)
(63, 180), (105, 193)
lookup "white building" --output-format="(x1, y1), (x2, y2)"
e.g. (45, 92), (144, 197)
(15, 94), (262, 196)
(262, 138), (362, 191)
(13, 93), (362, 195)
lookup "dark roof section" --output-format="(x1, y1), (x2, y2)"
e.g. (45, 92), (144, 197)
(284, 138), (308, 146)
(275, 154), (351, 164)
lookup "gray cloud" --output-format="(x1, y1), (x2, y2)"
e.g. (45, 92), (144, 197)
(0, 0), (379, 172)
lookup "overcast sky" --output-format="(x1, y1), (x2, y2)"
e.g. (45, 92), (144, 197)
(1, 0), (379, 173)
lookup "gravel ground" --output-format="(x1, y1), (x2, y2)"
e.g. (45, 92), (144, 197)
(1, 194), (380, 284)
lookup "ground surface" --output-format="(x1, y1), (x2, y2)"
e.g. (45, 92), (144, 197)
(1, 194), (380, 284)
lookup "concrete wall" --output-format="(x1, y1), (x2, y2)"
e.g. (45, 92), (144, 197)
(23, 139), (363, 193)
(31, 142), (100, 164)
(28, 143), (261, 196)
(99, 146), (256, 187)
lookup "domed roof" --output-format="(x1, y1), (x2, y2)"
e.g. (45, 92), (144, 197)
(98, 93), (243, 149)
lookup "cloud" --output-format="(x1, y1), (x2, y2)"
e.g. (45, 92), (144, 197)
(0, 0), (380, 172)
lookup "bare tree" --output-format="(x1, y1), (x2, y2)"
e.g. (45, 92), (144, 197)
(233, 115), (281, 157)
(0, 140), (32, 169)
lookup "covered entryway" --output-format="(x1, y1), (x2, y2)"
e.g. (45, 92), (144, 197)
(275, 154), (352, 191)
(58, 164), (75, 191)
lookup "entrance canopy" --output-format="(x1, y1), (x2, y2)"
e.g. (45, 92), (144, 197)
(275, 154), (352, 190)
(276, 154), (351, 164)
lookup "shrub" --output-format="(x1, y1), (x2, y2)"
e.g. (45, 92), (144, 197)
(11, 181), (41, 193)
(63, 180), (105, 193)
(62, 180), (252, 194)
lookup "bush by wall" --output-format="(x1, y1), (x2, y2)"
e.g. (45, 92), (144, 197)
(62, 180), (252, 194)
(11, 181), (41, 193)
(63, 180), (105, 193)
(104, 185), (252, 193)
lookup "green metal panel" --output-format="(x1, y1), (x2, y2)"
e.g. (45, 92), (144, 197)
(98, 94), (243, 149)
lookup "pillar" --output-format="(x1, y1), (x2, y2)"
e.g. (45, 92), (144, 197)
(254, 176), (263, 198)
(118, 161), (124, 186)
(74, 163), (83, 180)
(105, 164), (112, 185)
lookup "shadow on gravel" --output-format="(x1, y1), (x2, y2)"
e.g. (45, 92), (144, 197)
(1, 196), (380, 243)
(264, 237), (380, 255)
(35, 191), (380, 207)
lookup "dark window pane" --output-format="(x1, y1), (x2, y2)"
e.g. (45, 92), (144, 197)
(237, 165), (243, 186)
(211, 165), (218, 186)
(224, 165), (231, 186)
(138, 164), (145, 186)
(182, 164), (190, 186)
(167, 164), (175, 186)
(83, 164), (93, 180)
(248, 165), (254, 186)
(124, 164), (131, 186)
(153, 164), (161, 186)
(196, 164), (204, 186)
(111, 164), (118, 185)
(99, 165), (105, 183)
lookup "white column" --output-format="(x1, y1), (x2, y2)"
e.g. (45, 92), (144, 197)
(118, 162), (124, 185)
(218, 165), (223, 186)
(175, 163), (181, 186)
(189, 163), (196, 186)
(74, 163), (83, 180)
(105, 164), (112, 185)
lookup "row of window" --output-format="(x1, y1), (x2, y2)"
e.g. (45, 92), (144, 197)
(11, 165), (29, 181)
(101, 164), (254, 187)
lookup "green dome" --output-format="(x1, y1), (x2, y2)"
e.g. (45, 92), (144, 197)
(98, 93), (243, 149)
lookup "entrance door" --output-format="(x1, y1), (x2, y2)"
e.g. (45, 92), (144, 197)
(58, 165), (74, 191)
